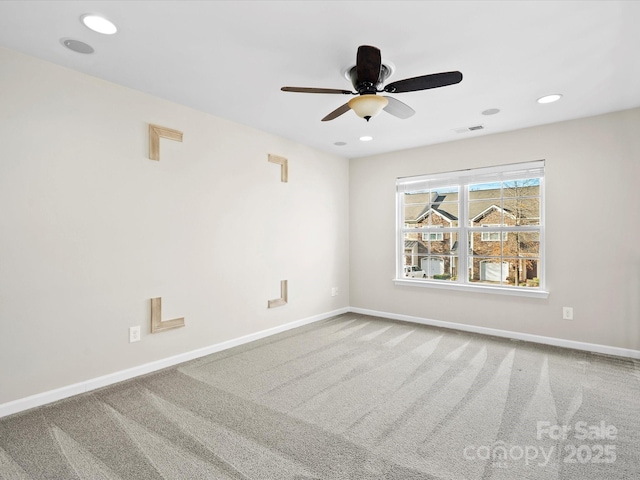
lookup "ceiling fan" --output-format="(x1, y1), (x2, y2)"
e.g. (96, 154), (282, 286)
(281, 45), (463, 122)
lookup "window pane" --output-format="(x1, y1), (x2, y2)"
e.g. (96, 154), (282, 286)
(503, 179), (540, 197)
(402, 255), (459, 281)
(469, 257), (540, 287)
(433, 185), (460, 197)
(425, 256), (458, 280)
(402, 261), (428, 279)
(433, 202), (459, 227)
(469, 257), (510, 284)
(469, 200), (503, 226)
(504, 258), (540, 287)
(512, 232), (540, 256)
(405, 232), (459, 255)
(469, 231), (504, 257)
(428, 231), (459, 255)
(469, 231), (539, 257)
(403, 231), (460, 281)
(408, 206), (459, 227)
(522, 259), (540, 287)
(469, 179), (541, 227)
(469, 182), (502, 201)
(404, 204), (430, 224)
(403, 233), (428, 267)
(403, 192), (432, 205)
(503, 197), (540, 226)
(404, 188), (459, 227)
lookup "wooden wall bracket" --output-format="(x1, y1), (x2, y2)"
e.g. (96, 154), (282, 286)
(150, 297), (185, 333)
(268, 154), (288, 183)
(149, 124), (183, 161)
(268, 280), (288, 308)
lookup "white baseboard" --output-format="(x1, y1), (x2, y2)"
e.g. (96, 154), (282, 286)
(350, 307), (640, 360)
(0, 307), (349, 419)
(3, 305), (637, 419)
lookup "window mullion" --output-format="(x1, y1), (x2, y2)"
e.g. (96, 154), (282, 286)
(397, 189), (405, 279)
(460, 184), (468, 285)
(538, 176), (546, 289)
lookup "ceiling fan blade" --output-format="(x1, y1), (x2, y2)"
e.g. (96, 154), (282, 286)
(356, 45), (382, 86)
(383, 96), (415, 119)
(384, 71), (463, 93)
(281, 87), (353, 95)
(321, 102), (351, 122)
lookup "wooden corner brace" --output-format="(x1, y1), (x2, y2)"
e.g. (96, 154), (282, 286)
(268, 154), (288, 182)
(149, 124), (183, 161)
(268, 280), (288, 308)
(150, 297), (185, 333)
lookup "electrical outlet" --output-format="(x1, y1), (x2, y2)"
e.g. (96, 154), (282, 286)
(129, 326), (141, 343)
(331, 287), (339, 297)
(562, 307), (574, 320)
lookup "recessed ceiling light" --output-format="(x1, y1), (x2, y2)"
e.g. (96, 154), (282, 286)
(60, 38), (94, 54)
(81, 14), (117, 34)
(537, 94), (562, 104)
(334, 141), (347, 146)
(482, 108), (500, 116)
(359, 136), (373, 142)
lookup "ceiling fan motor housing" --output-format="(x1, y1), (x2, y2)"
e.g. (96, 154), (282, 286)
(347, 64), (392, 94)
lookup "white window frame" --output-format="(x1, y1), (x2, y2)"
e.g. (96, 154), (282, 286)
(394, 160), (548, 298)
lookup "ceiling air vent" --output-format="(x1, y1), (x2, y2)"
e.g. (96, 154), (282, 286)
(453, 125), (485, 134)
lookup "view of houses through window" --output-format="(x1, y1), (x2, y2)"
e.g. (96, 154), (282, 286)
(397, 161), (544, 291)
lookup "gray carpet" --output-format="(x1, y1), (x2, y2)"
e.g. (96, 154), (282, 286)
(1, 313), (639, 479)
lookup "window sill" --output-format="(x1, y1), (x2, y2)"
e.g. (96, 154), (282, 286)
(392, 278), (549, 299)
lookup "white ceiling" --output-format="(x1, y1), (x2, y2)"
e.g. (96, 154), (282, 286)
(1, 1), (639, 158)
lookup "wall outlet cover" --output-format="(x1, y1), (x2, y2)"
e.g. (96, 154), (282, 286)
(129, 326), (141, 343)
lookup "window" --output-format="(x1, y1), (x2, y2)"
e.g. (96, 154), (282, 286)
(422, 230), (444, 241)
(481, 225), (508, 241)
(396, 161), (546, 297)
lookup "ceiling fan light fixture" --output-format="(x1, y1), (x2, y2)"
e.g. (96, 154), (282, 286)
(348, 95), (388, 121)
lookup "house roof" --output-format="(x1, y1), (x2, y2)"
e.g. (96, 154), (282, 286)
(404, 186), (539, 224)
(471, 205), (516, 222)
(416, 206), (458, 223)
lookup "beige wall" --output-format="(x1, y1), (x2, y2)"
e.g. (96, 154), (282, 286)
(2, 45), (639, 408)
(0, 48), (350, 404)
(350, 108), (640, 350)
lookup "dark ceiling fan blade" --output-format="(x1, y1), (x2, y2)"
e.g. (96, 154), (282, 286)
(321, 102), (351, 122)
(383, 96), (415, 119)
(356, 45), (382, 86)
(384, 71), (463, 93)
(281, 87), (353, 95)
